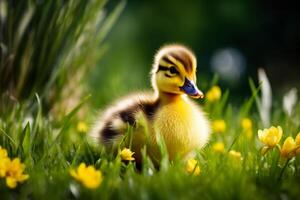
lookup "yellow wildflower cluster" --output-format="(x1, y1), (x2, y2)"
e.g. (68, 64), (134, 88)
(70, 163), (103, 189)
(185, 158), (201, 176)
(258, 126), (300, 159)
(212, 120), (226, 133)
(0, 146), (29, 189)
(280, 133), (300, 159)
(241, 118), (253, 139)
(120, 148), (135, 161)
(206, 86), (222, 102)
(77, 121), (88, 133)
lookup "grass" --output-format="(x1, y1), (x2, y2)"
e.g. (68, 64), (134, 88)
(0, 80), (300, 200)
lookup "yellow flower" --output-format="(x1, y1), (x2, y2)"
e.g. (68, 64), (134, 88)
(280, 137), (296, 159)
(212, 120), (226, 133)
(5, 158), (29, 189)
(186, 159), (201, 176)
(0, 147), (29, 188)
(0, 146), (8, 159)
(0, 146), (10, 177)
(228, 150), (243, 161)
(241, 118), (252, 130)
(280, 133), (300, 158)
(0, 157), (10, 177)
(120, 148), (135, 161)
(212, 142), (225, 153)
(258, 126), (283, 148)
(241, 118), (253, 139)
(77, 121), (88, 133)
(206, 86), (222, 102)
(70, 163), (102, 189)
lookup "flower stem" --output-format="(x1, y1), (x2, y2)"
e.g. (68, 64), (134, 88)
(277, 159), (290, 182)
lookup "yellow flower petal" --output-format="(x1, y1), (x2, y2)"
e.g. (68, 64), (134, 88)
(281, 137), (296, 159)
(258, 130), (265, 141)
(186, 159), (201, 176)
(241, 118), (253, 139)
(120, 148), (135, 161)
(18, 174), (29, 182)
(77, 122), (88, 133)
(0, 146), (8, 159)
(212, 120), (226, 133)
(0, 157), (10, 177)
(241, 118), (252, 130)
(206, 86), (222, 102)
(212, 142), (225, 153)
(70, 163), (102, 189)
(257, 126), (283, 148)
(6, 177), (17, 189)
(69, 169), (78, 179)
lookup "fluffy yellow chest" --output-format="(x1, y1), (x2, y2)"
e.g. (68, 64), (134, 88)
(152, 98), (206, 160)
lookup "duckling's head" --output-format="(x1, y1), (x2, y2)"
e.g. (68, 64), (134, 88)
(151, 44), (204, 99)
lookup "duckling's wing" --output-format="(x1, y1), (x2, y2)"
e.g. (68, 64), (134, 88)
(89, 92), (159, 146)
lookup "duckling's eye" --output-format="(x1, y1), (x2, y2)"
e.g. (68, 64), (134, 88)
(169, 66), (179, 75)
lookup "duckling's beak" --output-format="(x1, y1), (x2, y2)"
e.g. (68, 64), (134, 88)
(180, 78), (204, 99)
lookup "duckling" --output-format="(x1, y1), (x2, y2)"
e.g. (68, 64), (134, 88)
(90, 44), (210, 164)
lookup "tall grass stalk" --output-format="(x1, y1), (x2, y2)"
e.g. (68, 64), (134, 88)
(0, 0), (125, 116)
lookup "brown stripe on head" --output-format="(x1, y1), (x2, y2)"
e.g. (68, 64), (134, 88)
(153, 44), (197, 75)
(169, 51), (194, 74)
(161, 55), (176, 66)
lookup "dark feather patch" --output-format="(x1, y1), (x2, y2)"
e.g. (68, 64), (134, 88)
(101, 122), (120, 143)
(119, 106), (138, 126)
(100, 98), (160, 145)
(142, 100), (160, 121)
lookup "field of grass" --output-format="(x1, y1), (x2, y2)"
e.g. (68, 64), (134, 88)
(1, 0), (300, 199)
(1, 81), (300, 200)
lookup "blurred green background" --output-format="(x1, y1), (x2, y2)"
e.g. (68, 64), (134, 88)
(89, 0), (300, 107)
(1, 0), (299, 114)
